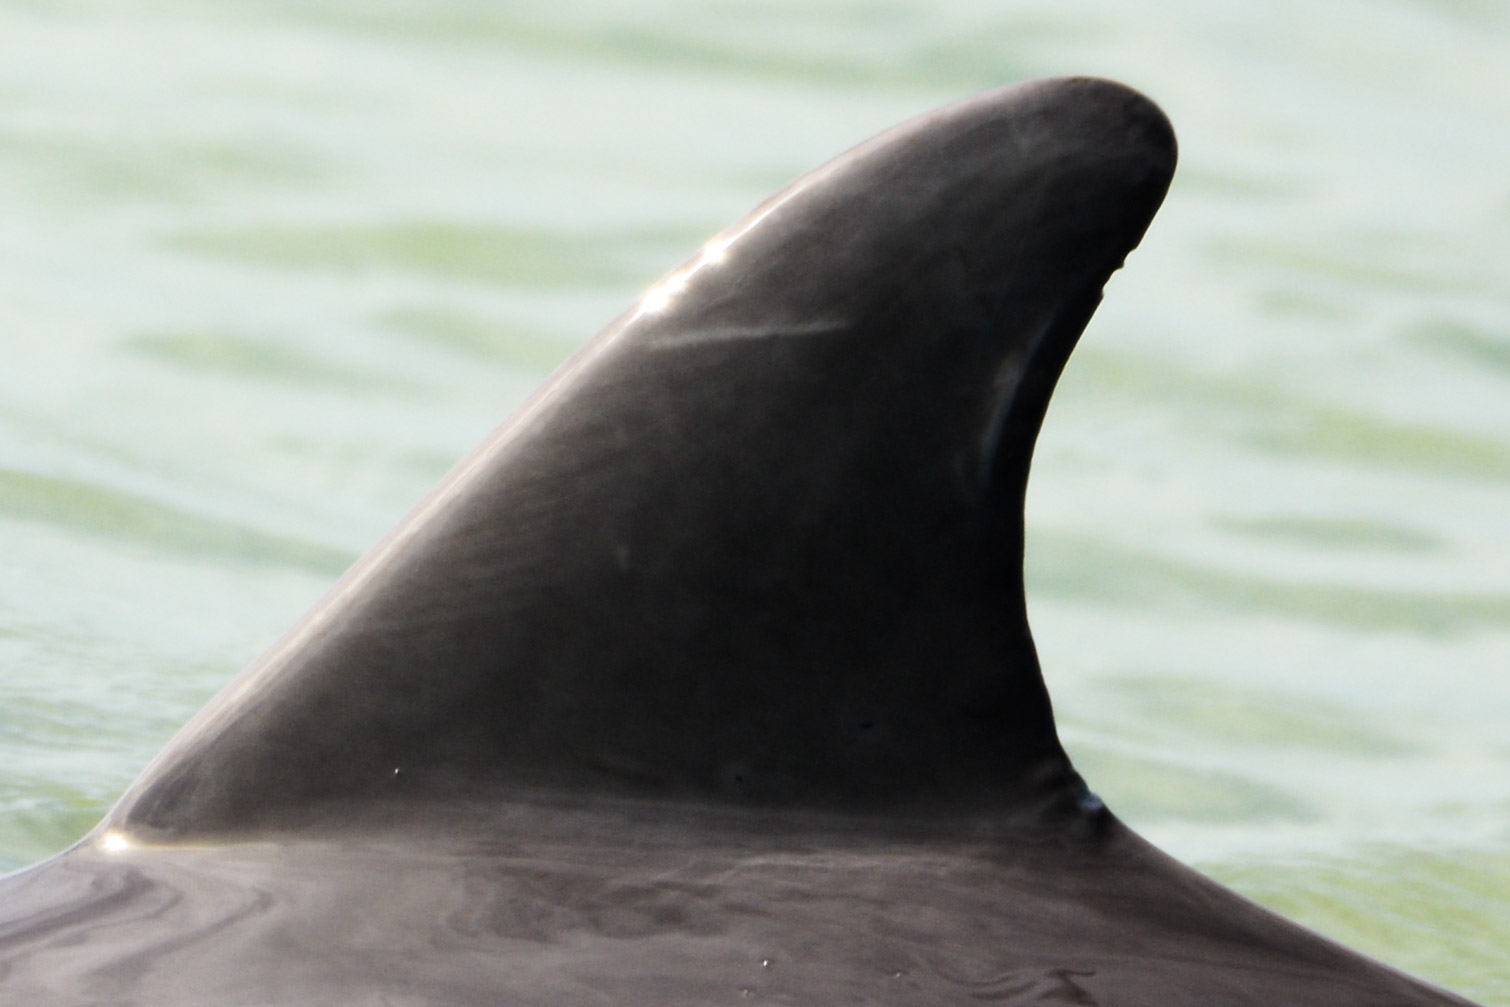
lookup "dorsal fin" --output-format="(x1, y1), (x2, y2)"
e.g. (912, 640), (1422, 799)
(109, 77), (1176, 837)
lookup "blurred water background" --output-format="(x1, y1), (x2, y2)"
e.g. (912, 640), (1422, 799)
(0, 0), (1505, 1000)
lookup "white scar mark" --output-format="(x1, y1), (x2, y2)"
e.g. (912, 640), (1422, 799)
(646, 319), (850, 348)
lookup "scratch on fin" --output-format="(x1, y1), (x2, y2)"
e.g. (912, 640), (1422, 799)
(646, 319), (850, 348)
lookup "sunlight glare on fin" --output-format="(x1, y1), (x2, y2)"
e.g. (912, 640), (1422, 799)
(100, 831), (132, 854)
(632, 190), (800, 319)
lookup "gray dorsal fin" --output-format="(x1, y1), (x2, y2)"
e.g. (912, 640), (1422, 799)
(110, 77), (1176, 837)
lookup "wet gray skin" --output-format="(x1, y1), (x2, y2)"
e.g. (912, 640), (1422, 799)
(0, 78), (1482, 1006)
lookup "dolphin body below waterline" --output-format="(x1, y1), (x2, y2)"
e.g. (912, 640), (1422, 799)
(0, 78), (1482, 1006)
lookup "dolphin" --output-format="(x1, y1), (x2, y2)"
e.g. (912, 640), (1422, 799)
(0, 77), (1483, 1006)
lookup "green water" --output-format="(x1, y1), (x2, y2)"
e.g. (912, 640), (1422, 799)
(0, 1), (1505, 1001)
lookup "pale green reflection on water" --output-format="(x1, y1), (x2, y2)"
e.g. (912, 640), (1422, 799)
(0, 0), (1506, 1002)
